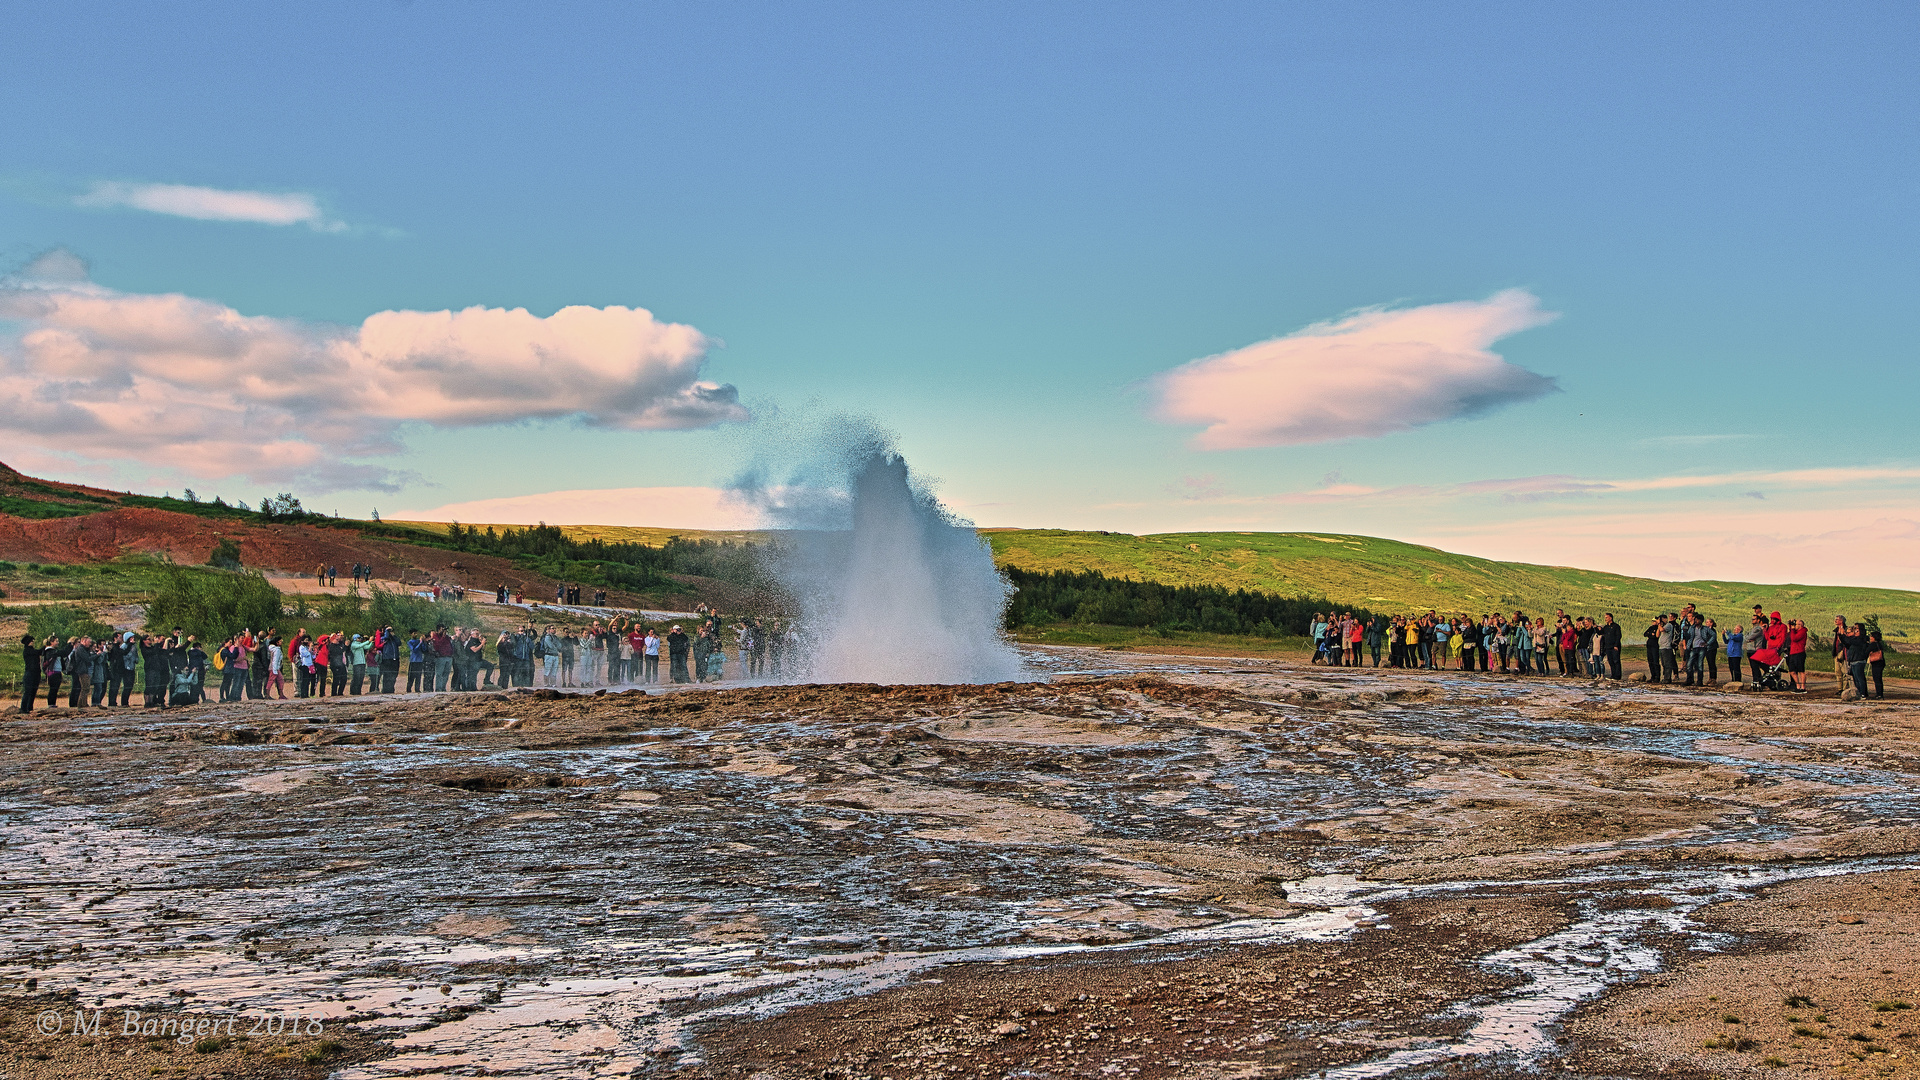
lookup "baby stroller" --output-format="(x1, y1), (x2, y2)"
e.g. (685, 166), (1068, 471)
(1747, 647), (1790, 691)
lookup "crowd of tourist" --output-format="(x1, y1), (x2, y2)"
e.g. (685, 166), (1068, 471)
(1309, 603), (1889, 698)
(14, 604), (806, 712)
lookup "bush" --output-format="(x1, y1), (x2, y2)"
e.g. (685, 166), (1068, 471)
(207, 538), (244, 571)
(144, 567), (285, 642)
(27, 604), (116, 642)
(366, 585), (477, 635)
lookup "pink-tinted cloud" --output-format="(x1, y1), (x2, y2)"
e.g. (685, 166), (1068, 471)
(1150, 289), (1559, 448)
(0, 262), (745, 491)
(1413, 512), (1920, 591)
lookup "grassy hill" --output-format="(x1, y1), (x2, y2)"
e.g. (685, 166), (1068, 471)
(6, 457), (1913, 641)
(981, 529), (1920, 640)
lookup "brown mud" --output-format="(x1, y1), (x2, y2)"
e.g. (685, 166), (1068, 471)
(2, 647), (1918, 1078)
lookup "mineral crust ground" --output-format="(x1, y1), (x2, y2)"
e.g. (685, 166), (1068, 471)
(3, 646), (1918, 1078)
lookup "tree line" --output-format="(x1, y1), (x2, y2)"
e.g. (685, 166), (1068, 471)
(1002, 566), (1367, 638)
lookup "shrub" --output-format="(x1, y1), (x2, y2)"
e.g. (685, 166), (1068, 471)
(207, 538), (244, 571)
(144, 567), (285, 642)
(365, 585), (477, 636)
(27, 604), (116, 642)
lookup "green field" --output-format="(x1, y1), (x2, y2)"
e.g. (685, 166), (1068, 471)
(319, 523), (1920, 642)
(981, 529), (1920, 641)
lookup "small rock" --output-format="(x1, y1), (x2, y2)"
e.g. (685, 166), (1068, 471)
(1627, 672), (1648, 682)
(992, 1022), (1027, 1037)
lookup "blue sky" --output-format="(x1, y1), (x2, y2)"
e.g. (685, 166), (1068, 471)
(3, 2), (1917, 586)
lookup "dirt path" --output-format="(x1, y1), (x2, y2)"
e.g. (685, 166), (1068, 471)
(1, 647), (1916, 1078)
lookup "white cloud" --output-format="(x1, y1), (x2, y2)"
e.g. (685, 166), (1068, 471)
(78, 181), (337, 229)
(390, 486), (763, 530)
(1150, 289), (1559, 448)
(0, 257), (745, 491)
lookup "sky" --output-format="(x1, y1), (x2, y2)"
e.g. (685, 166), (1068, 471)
(2, 1), (1917, 587)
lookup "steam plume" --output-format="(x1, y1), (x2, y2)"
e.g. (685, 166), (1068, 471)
(731, 413), (1026, 685)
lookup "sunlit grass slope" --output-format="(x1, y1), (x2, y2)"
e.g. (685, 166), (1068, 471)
(382, 520), (1919, 640)
(980, 529), (1920, 639)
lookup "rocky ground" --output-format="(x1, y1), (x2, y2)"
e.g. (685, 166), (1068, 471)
(2, 647), (1918, 1079)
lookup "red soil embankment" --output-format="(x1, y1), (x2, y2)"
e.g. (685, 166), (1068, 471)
(0, 509), (561, 602)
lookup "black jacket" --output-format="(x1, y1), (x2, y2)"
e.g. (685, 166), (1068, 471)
(21, 643), (42, 680)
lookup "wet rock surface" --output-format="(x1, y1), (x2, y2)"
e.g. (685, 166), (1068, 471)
(1, 647), (1917, 1078)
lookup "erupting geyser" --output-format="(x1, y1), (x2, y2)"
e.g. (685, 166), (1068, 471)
(754, 446), (1027, 685)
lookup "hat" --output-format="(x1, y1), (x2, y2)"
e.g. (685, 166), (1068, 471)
(1770, 611), (1782, 620)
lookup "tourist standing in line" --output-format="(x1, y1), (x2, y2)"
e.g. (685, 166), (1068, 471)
(1682, 614), (1709, 686)
(1510, 617), (1532, 675)
(667, 625), (690, 683)
(406, 632), (427, 692)
(1787, 618), (1810, 693)
(312, 633), (332, 697)
(40, 635), (65, 708)
(1746, 615), (1768, 685)
(294, 634), (313, 698)
(233, 631), (253, 699)
(262, 636), (284, 699)
(1724, 621), (1744, 686)
(1703, 618), (1720, 683)
(143, 635), (171, 707)
(1455, 617), (1477, 671)
(378, 627), (401, 693)
(327, 633), (349, 697)
(467, 630), (494, 689)
(539, 627), (562, 686)
(65, 637), (93, 707)
(218, 638), (240, 701)
(643, 627), (660, 683)
(183, 636), (206, 703)
(247, 633), (268, 700)
(1844, 623), (1872, 699)
(1866, 625), (1887, 699)
(1831, 615), (1849, 695)
(348, 634), (370, 695)
(90, 638), (113, 706)
(17, 635), (42, 713)
(430, 626), (455, 691)
(1656, 615), (1680, 682)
